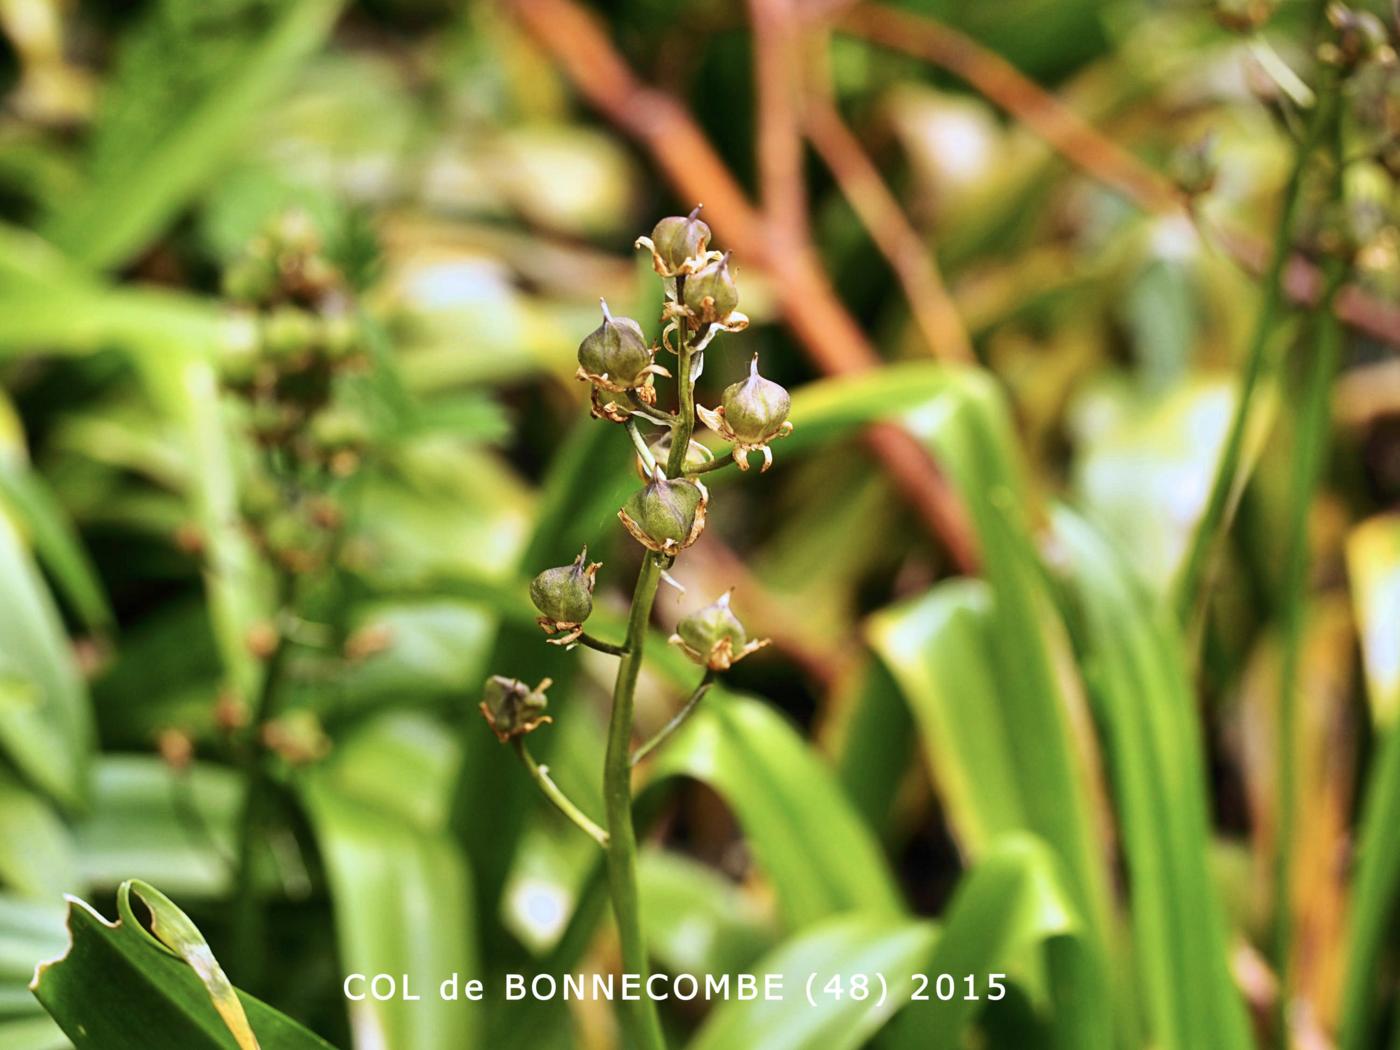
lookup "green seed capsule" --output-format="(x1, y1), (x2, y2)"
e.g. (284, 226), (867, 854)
(480, 675), (552, 741)
(618, 470), (707, 552)
(530, 548), (598, 626)
(650, 205), (711, 274)
(683, 252), (739, 324)
(678, 592), (747, 657)
(670, 591), (770, 669)
(722, 357), (791, 444)
(578, 302), (653, 387)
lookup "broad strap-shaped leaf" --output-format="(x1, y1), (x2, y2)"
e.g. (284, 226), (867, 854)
(0, 510), (94, 810)
(0, 457), (113, 634)
(647, 691), (903, 930)
(0, 895), (69, 1050)
(0, 773), (79, 899)
(73, 757), (242, 899)
(688, 914), (936, 1050)
(119, 881), (258, 1050)
(30, 884), (334, 1049)
(638, 847), (778, 978)
(1052, 509), (1253, 1050)
(300, 713), (479, 1050)
(868, 579), (1026, 856)
(900, 373), (1113, 947)
(887, 833), (1103, 1050)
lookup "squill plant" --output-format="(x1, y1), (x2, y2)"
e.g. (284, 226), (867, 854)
(477, 207), (791, 1049)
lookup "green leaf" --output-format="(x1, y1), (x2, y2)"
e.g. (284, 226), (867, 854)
(1346, 515), (1400, 728)
(72, 758), (242, 898)
(830, 658), (915, 842)
(780, 362), (960, 456)
(1341, 517), (1400, 1050)
(0, 896), (70, 1050)
(900, 374), (1112, 944)
(30, 885), (335, 1048)
(868, 579), (1027, 855)
(118, 881), (258, 1050)
(300, 714), (479, 1050)
(0, 510), (93, 810)
(1051, 509), (1252, 1050)
(688, 914), (936, 1050)
(647, 691), (903, 930)
(1340, 720), (1400, 1050)
(638, 848), (777, 978)
(0, 772), (79, 898)
(41, 0), (346, 271)
(0, 460), (113, 634)
(886, 833), (1100, 1050)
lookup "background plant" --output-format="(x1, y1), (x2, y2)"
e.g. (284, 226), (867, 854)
(0, 1), (1397, 1049)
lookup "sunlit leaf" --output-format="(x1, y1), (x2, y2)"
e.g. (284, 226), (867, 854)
(1346, 514), (1400, 728)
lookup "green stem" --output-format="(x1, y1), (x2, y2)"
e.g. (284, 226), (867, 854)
(1272, 115), (1348, 1018)
(579, 632), (627, 656)
(627, 419), (657, 474)
(1172, 67), (1339, 633)
(603, 551), (666, 1050)
(230, 573), (295, 987)
(666, 280), (694, 479)
(685, 451), (741, 476)
(632, 670), (715, 767)
(513, 738), (609, 848)
(594, 284), (698, 1050)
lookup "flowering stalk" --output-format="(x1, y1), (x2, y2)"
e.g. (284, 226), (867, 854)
(217, 213), (370, 984)
(479, 207), (787, 1048)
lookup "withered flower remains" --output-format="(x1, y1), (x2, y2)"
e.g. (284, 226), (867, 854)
(479, 675), (553, 742)
(671, 592), (769, 670)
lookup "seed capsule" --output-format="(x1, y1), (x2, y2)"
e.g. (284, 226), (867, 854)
(480, 675), (553, 742)
(578, 303), (652, 386)
(650, 205), (712, 274)
(724, 357), (790, 444)
(576, 301), (670, 412)
(618, 469), (708, 553)
(670, 591), (770, 670)
(530, 548), (601, 644)
(682, 252), (739, 326)
(695, 355), (794, 471)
